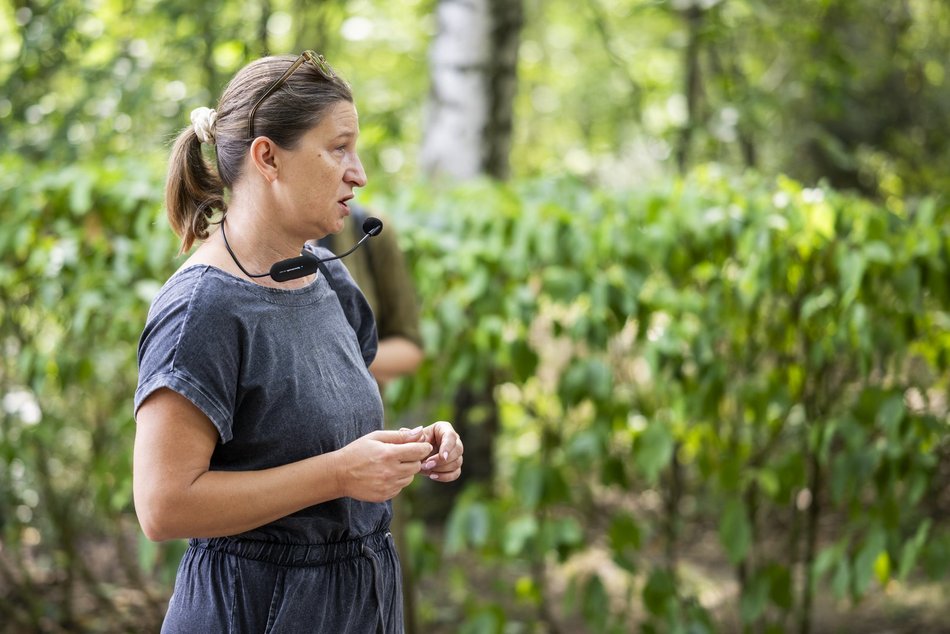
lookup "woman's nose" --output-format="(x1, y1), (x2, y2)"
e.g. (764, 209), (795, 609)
(347, 153), (367, 188)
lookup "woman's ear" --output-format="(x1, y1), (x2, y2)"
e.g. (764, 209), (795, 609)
(249, 137), (280, 182)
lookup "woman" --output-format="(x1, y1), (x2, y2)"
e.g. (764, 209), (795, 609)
(133, 51), (463, 633)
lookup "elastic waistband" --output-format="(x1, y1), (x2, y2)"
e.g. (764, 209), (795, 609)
(190, 529), (393, 567)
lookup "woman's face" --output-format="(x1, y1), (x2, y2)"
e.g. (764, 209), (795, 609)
(278, 100), (367, 238)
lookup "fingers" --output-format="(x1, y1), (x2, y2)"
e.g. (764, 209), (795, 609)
(395, 442), (434, 463)
(401, 421), (462, 460)
(366, 472), (416, 503)
(434, 423), (460, 462)
(431, 421), (463, 462)
(418, 421), (464, 482)
(368, 426), (424, 444)
(394, 421), (464, 482)
(423, 454), (463, 482)
(367, 427), (432, 461)
(420, 441), (463, 471)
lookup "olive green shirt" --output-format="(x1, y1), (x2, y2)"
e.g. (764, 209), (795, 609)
(321, 213), (422, 348)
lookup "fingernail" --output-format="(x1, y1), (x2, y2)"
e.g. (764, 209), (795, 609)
(399, 427), (409, 432)
(407, 426), (423, 435)
(442, 452), (449, 461)
(423, 460), (437, 470)
(429, 473), (439, 480)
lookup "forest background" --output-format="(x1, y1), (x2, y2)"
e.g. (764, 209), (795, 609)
(1, 0), (949, 632)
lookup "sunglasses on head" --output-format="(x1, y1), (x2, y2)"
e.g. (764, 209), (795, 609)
(247, 50), (337, 139)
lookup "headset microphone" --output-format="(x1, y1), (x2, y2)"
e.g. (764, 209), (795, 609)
(223, 217), (385, 283)
(270, 216), (384, 282)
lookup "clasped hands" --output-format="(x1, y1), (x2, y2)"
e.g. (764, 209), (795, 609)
(337, 421), (464, 503)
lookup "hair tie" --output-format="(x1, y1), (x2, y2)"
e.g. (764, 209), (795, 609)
(190, 107), (218, 144)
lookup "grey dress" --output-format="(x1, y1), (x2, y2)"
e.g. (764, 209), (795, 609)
(134, 248), (402, 633)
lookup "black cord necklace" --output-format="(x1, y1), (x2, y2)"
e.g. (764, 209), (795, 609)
(220, 221), (279, 279)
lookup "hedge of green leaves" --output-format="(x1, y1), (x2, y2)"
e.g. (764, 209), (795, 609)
(0, 154), (180, 629)
(381, 170), (950, 632)
(1, 158), (947, 632)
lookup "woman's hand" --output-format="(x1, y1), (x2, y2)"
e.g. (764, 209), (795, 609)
(412, 421), (464, 482)
(335, 427), (433, 502)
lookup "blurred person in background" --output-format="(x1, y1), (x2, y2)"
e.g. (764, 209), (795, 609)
(132, 51), (463, 634)
(316, 204), (423, 390)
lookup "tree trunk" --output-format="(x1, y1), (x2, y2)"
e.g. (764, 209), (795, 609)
(258, 0), (272, 56)
(484, 0), (523, 180)
(421, 0), (522, 180)
(675, 5), (703, 174)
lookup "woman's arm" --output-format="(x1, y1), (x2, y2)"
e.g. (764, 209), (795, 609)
(369, 336), (424, 386)
(133, 388), (432, 541)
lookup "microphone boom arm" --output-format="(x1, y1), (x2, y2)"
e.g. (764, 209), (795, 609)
(268, 216), (384, 283)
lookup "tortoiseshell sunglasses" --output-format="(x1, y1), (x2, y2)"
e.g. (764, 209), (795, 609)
(247, 50), (336, 139)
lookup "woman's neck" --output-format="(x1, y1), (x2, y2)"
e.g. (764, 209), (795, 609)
(190, 203), (316, 288)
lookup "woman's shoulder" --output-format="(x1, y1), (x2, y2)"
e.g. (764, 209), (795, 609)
(151, 264), (216, 306)
(146, 265), (245, 327)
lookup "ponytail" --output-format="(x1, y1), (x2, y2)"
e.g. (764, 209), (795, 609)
(164, 125), (226, 254)
(164, 53), (354, 254)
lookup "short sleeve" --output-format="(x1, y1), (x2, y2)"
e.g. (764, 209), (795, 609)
(134, 269), (240, 443)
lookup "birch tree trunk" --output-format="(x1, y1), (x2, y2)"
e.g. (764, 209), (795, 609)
(414, 0), (526, 587)
(421, 0), (523, 180)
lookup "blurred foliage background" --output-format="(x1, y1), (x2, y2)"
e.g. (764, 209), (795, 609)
(1, 0), (949, 632)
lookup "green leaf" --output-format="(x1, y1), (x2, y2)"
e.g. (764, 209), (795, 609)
(863, 241), (893, 264)
(608, 512), (642, 552)
(874, 551), (891, 587)
(831, 558), (851, 599)
(801, 288), (836, 321)
(811, 544), (842, 582)
(767, 563), (793, 611)
(508, 339), (538, 381)
(514, 462), (543, 510)
(541, 465), (572, 506)
(459, 606), (504, 634)
(642, 568), (676, 617)
(566, 429), (603, 465)
(559, 358), (614, 406)
(502, 515), (538, 556)
(898, 520), (931, 581)
(740, 569), (770, 623)
(837, 247), (866, 306)
(875, 395), (905, 439)
(753, 468), (781, 500)
(853, 527), (886, 597)
(68, 170), (94, 216)
(608, 512), (642, 572)
(719, 498), (752, 565)
(830, 454), (854, 505)
(634, 420), (674, 484)
(600, 456), (628, 487)
(552, 516), (584, 549)
(581, 575), (610, 631)
(445, 500), (492, 554)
